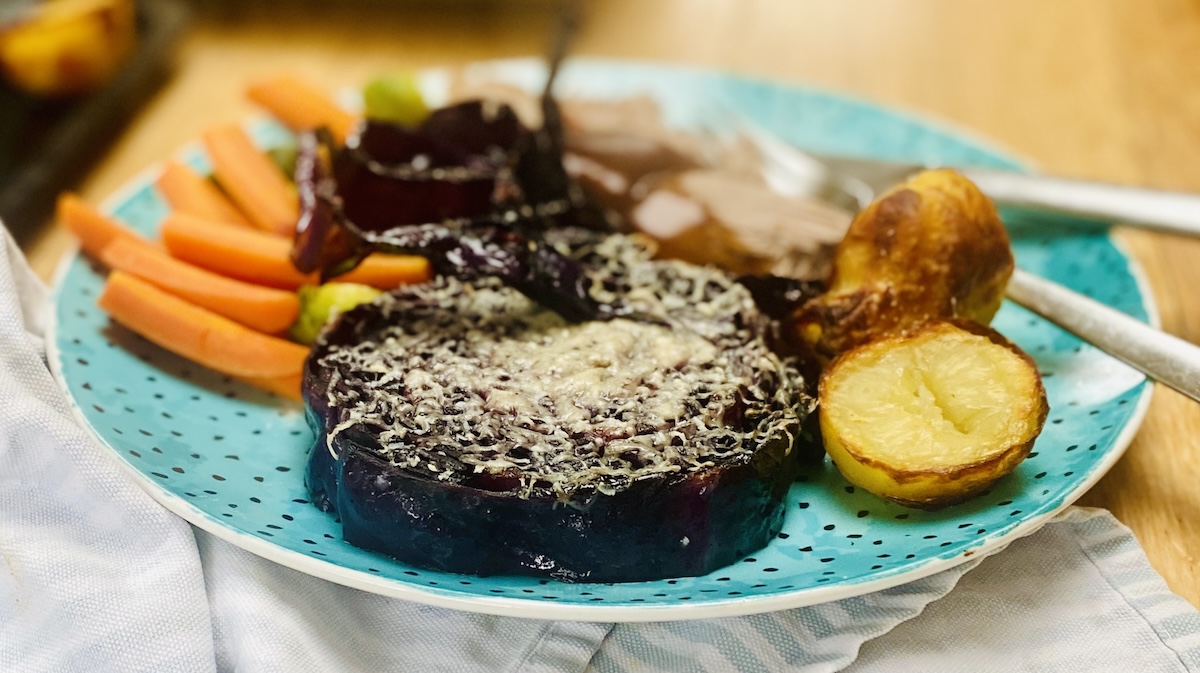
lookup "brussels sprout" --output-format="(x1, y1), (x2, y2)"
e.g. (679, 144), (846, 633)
(267, 142), (299, 179)
(290, 282), (383, 345)
(363, 73), (430, 126)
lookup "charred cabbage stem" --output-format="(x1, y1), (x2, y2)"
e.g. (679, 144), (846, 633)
(819, 321), (1048, 508)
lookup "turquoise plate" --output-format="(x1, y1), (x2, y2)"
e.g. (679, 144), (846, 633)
(47, 58), (1153, 622)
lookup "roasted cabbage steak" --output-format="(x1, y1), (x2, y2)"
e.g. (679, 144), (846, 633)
(303, 236), (813, 582)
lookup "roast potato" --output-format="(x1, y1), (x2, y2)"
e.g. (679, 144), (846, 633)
(819, 320), (1048, 508)
(793, 169), (1014, 361)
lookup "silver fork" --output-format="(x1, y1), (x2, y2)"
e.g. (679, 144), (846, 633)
(755, 140), (1200, 238)
(738, 121), (1200, 403)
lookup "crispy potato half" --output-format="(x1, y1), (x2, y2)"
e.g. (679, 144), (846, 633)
(794, 169), (1014, 361)
(819, 320), (1048, 508)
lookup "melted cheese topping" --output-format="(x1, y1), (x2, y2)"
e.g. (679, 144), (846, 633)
(484, 319), (718, 424)
(315, 234), (808, 501)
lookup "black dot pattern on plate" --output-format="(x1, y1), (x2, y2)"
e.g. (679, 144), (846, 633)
(52, 78), (1152, 610)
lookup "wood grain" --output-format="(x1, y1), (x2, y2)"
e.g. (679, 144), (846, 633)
(24, 0), (1200, 606)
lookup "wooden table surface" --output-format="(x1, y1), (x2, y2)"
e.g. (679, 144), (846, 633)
(23, 0), (1200, 607)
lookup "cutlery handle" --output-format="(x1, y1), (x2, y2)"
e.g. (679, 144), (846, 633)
(964, 169), (1200, 237)
(1006, 268), (1200, 402)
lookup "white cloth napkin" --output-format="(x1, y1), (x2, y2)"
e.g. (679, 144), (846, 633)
(3, 231), (1200, 673)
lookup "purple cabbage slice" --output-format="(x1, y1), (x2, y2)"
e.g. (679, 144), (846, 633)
(290, 83), (822, 581)
(291, 84), (625, 320)
(303, 236), (812, 582)
(735, 275), (827, 322)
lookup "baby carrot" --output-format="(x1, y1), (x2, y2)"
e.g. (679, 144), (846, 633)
(56, 193), (153, 259)
(100, 237), (300, 334)
(155, 160), (255, 228)
(161, 212), (431, 290)
(246, 73), (358, 144)
(98, 271), (309, 380)
(160, 212), (313, 289)
(202, 124), (299, 236)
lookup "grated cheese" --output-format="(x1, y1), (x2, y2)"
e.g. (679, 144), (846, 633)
(315, 234), (808, 502)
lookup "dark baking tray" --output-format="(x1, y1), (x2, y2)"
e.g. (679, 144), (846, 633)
(0, 0), (190, 246)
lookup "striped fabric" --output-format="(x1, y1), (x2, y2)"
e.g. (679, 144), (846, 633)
(572, 508), (1200, 672)
(3, 226), (1198, 672)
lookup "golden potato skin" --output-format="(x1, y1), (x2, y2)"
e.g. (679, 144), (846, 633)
(794, 169), (1014, 361)
(819, 321), (1048, 509)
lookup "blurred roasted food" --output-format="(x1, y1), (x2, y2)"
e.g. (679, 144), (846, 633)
(0, 0), (136, 97)
(793, 169), (1014, 361)
(446, 77), (852, 279)
(559, 98), (852, 279)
